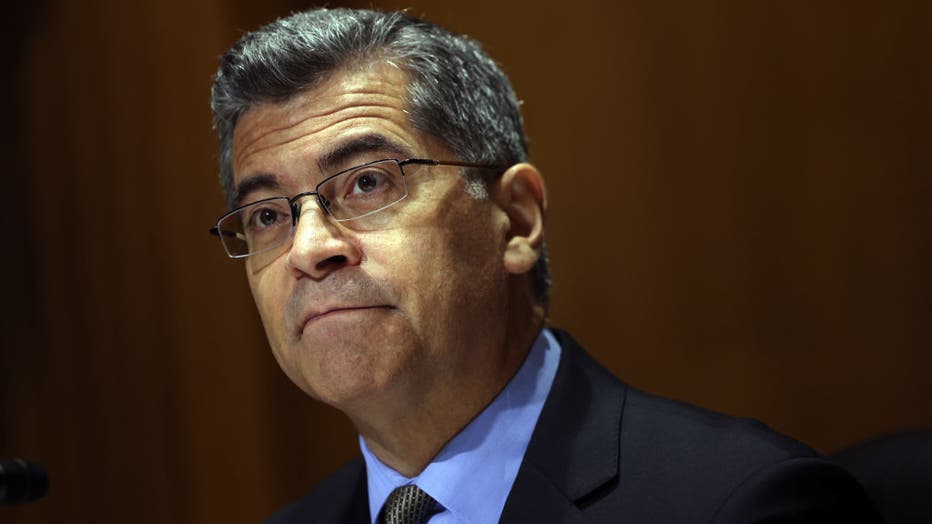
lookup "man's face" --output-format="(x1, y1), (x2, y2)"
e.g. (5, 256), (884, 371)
(230, 64), (514, 413)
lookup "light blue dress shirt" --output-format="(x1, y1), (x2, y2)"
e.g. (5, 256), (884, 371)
(360, 328), (562, 524)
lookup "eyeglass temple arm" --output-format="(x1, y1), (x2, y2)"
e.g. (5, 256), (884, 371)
(401, 159), (507, 173)
(209, 226), (243, 241)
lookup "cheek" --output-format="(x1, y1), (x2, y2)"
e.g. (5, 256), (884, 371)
(247, 267), (289, 348)
(248, 267), (319, 393)
(371, 206), (506, 322)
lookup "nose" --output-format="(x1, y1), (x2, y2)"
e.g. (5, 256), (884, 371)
(285, 197), (362, 280)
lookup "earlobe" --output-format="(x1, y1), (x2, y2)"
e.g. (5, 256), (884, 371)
(496, 163), (546, 275)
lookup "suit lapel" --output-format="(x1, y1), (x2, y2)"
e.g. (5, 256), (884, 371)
(287, 458), (370, 524)
(341, 472), (371, 524)
(499, 330), (627, 524)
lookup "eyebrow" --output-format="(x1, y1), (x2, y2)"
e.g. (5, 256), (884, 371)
(231, 174), (280, 209)
(317, 133), (414, 173)
(231, 133), (416, 209)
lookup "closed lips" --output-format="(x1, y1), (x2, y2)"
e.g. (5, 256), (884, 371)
(300, 305), (391, 331)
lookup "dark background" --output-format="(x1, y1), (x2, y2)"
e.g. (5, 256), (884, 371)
(2, 0), (929, 522)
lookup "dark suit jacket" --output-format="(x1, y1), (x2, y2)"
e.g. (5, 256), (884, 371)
(832, 430), (932, 523)
(268, 330), (882, 523)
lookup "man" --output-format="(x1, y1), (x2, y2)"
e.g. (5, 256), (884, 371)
(209, 8), (880, 524)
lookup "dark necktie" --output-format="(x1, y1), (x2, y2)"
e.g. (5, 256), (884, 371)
(380, 484), (438, 524)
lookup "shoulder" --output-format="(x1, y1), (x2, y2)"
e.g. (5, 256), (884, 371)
(620, 393), (879, 522)
(540, 330), (881, 522)
(622, 386), (817, 477)
(265, 458), (368, 524)
(554, 329), (815, 463)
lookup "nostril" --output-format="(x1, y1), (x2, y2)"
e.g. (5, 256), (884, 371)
(317, 254), (347, 270)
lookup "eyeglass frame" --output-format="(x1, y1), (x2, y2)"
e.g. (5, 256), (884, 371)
(209, 157), (506, 259)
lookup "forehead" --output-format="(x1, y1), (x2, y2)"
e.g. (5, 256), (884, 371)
(231, 64), (422, 187)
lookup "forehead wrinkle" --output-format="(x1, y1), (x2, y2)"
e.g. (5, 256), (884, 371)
(238, 89), (403, 144)
(233, 100), (411, 176)
(234, 80), (408, 154)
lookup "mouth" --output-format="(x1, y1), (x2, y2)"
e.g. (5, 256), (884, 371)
(298, 305), (392, 335)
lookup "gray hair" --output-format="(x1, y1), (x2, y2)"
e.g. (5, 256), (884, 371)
(211, 7), (550, 306)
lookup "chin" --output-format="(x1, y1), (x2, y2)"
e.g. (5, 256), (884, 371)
(273, 311), (420, 406)
(286, 337), (409, 410)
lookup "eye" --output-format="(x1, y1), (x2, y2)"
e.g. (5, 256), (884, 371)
(316, 160), (405, 220)
(256, 208), (279, 227)
(245, 204), (289, 232)
(349, 170), (388, 195)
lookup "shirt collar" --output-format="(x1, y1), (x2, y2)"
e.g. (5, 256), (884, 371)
(360, 328), (562, 524)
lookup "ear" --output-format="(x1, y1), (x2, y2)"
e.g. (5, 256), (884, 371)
(494, 163), (547, 275)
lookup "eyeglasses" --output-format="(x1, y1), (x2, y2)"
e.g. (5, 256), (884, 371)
(209, 158), (504, 259)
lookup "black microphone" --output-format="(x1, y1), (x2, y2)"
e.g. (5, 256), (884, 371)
(0, 459), (49, 504)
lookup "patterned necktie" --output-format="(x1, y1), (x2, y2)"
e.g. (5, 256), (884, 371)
(380, 484), (438, 524)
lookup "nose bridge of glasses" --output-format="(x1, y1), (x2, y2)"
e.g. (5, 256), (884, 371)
(289, 191), (330, 222)
(290, 191), (346, 247)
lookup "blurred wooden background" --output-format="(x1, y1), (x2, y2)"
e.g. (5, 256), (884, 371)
(2, 0), (929, 522)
